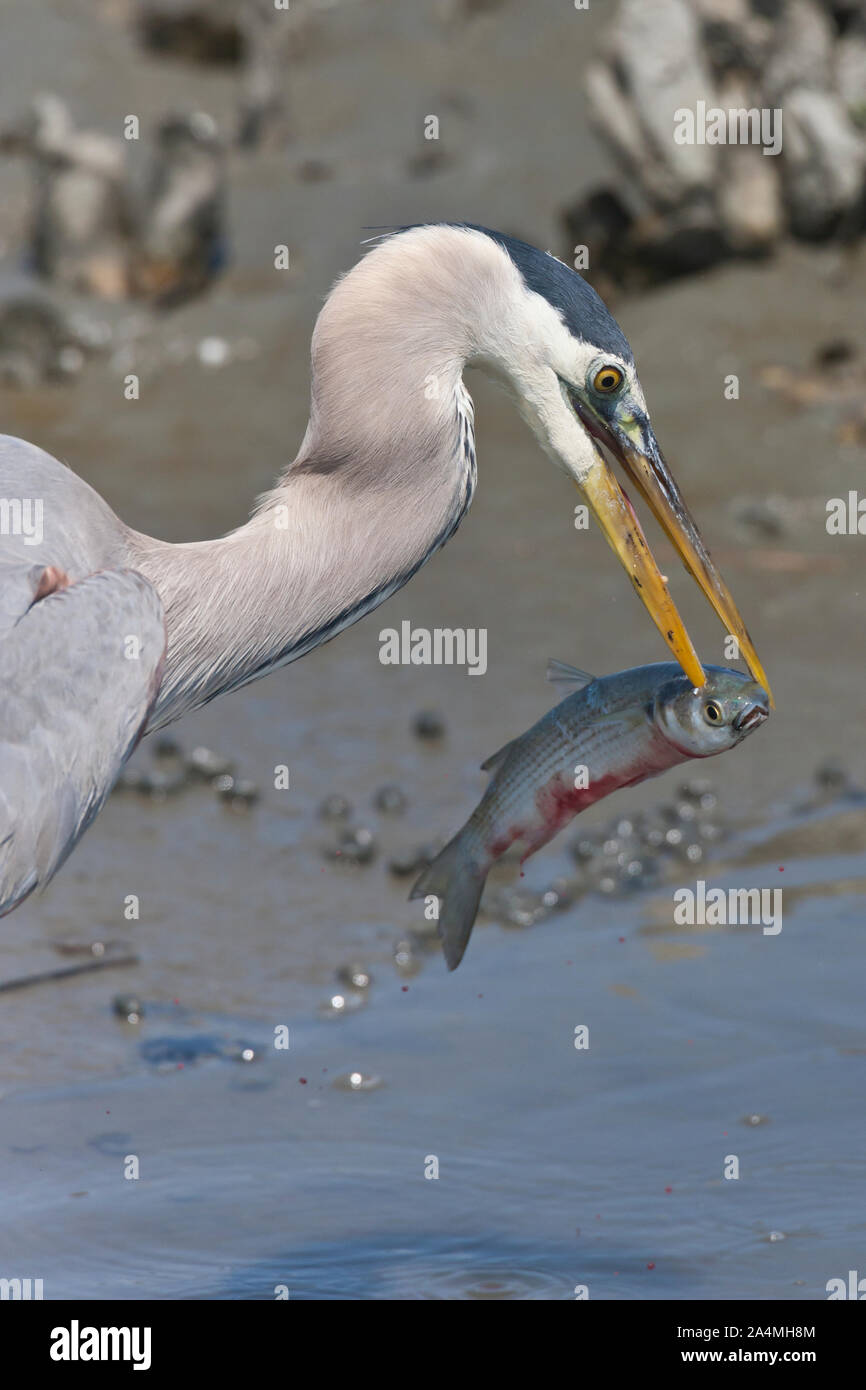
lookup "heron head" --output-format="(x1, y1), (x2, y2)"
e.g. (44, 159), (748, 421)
(471, 228), (771, 703)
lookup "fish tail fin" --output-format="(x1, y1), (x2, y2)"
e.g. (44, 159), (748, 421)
(410, 831), (488, 972)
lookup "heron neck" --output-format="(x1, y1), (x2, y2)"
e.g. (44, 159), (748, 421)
(131, 404), (473, 729)
(132, 227), (529, 727)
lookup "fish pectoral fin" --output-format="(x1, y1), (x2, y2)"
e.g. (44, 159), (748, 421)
(546, 658), (596, 692)
(480, 738), (517, 773)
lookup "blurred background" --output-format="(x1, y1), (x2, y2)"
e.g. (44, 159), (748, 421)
(1, 0), (865, 1301)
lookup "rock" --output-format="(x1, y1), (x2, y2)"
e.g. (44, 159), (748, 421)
(716, 76), (784, 253)
(782, 86), (866, 239)
(134, 112), (226, 306)
(584, 61), (677, 212)
(764, 0), (837, 101)
(1, 96), (134, 299)
(612, 0), (719, 204)
(561, 187), (636, 293)
(0, 280), (90, 386)
(237, 0), (299, 147)
(630, 199), (731, 282)
(135, 0), (245, 63)
(836, 25), (866, 125)
(574, 0), (866, 287)
(814, 337), (857, 366)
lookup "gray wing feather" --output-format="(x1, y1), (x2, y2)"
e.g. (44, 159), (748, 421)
(0, 566), (166, 915)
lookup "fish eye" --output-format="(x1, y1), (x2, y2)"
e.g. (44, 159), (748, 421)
(703, 700), (724, 725)
(592, 365), (623, 394)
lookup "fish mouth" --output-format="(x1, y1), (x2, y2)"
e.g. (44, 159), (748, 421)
(570, 393), (773, 707)
(733, 702), (769, 733)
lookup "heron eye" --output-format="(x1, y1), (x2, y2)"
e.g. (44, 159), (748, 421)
(592, 365), (623, 394)
(703, 700), (724, 725)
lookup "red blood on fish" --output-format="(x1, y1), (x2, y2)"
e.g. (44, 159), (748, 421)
(488, 825), (525, 858)
(534, 771), (623, 831)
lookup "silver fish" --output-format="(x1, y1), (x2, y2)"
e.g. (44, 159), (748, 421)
(411, 661), (770, 970)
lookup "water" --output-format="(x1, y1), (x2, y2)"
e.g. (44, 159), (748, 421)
(0, 0), (865, 1301)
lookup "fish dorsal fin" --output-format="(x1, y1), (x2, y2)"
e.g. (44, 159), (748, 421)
(480, 738), (517, 774)
(546, 658), (595, 692)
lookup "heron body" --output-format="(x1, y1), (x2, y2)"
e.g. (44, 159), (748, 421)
(0, 223), (768, 916)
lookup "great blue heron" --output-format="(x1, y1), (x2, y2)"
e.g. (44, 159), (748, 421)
(0, 222), (769, 915)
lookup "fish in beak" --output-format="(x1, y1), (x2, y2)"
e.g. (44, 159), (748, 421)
(570, 393), (773, 707)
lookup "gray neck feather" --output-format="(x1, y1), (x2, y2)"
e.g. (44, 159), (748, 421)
(129, 226), (506, 728)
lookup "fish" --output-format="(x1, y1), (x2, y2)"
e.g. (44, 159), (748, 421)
(410, 661), (770, 970)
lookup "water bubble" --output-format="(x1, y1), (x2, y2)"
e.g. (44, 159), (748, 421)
(336, 964), (372, 990)
(318, 991), (366, 1019)
(388, 844), (436, 877)
(329, 826), (377, 865)
(113, 994), (144, 1025)
(814, 761), (847, 791)
(319, 794), (352, 822)
(217, 776), (259, 810)
(679, 779), (714, 801)
(186, 746), (234, 780)
(373, 784), (407, 814)
(222, 1042), (258, 1064)
(540, 879), (575, 911)
(334, 1071), (383, 1092)
(154, 736), (183, 760)
(413, 710), (446, 740)
(197, 336), (230, 368)
(570, 839), (596, 863)
(394, 939), (422, 976)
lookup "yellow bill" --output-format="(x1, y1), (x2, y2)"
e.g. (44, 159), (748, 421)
(580, 455), (708, 690)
